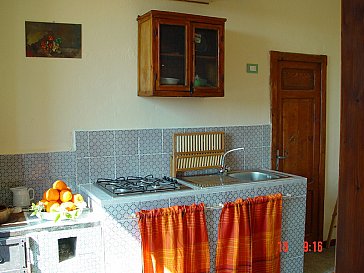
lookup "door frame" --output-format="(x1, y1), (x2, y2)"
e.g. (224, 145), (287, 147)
(270, 50), (327, 241)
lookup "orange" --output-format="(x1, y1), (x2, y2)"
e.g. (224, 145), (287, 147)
(60, 201), (76, 211)
(42, 191), (47, 200)
(59, 190), (73, 202)
(72, 193), (84, 204)
(45, 188), (60, 201)
(52, 180), (68, 191)
(46, 201), (60, 212)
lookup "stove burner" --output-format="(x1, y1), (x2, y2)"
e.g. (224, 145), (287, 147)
(96, 175), (187, 196)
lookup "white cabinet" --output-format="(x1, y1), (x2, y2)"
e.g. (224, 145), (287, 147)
(0, 236), (27, 273)
(28, 225), (104, 273)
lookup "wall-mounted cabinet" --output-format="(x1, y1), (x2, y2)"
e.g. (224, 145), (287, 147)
(137, 10), (226, 97)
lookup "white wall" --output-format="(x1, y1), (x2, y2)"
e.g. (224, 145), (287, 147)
(0, 0), (340, 239)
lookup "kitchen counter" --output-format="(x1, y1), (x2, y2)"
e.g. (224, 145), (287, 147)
(0, 209), (100, 238)
(80, 170), (301, 206)
(80, 170), (307, 273)
(0, 210), (104, 273)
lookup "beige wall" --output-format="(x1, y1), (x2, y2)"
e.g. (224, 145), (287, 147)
(0, 0), (340, 239)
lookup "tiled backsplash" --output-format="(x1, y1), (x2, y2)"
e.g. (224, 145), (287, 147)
(0, 125), (271, 206)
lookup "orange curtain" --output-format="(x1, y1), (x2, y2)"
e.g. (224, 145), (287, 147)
(216, 193), (282, 273)
(137, 203), (210, 273)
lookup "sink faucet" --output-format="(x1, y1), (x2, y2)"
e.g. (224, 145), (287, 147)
(219, 147), (245, 174)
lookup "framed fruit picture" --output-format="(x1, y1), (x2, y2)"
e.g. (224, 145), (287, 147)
(25, 21), (82, 58)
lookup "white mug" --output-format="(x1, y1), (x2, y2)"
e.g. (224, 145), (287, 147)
(10, 186), (35, 208)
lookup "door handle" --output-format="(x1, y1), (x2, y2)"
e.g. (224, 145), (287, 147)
(276, 149), (287, 171)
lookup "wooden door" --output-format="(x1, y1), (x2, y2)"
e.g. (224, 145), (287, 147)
(337, 0), (364, 271)
(270, 51), (327, 243)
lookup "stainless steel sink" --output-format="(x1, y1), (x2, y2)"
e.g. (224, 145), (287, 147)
(227, 171), (281, 181)
(177, 169), (289, 188)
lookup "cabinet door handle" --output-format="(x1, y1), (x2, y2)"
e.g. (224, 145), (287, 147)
(190, 81), (194, 95)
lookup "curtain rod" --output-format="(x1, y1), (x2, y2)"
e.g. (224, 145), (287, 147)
(128, 193), (292, 219)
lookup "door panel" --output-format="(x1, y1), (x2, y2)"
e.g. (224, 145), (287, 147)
(271, 51), (326, 243)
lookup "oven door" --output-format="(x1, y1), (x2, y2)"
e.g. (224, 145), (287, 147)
(0, 237), (27, 273)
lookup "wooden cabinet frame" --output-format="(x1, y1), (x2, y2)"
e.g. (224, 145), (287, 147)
(137, 10), (226, 97)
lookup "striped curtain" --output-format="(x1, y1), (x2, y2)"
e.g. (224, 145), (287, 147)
(137, 203), (210, 273)
(216, 193), (283, 273)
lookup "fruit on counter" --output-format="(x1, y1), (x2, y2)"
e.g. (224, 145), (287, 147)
(46, 201), (60, 212)
(44, 188), (60, 201)
(30, 179), (86, 222)
(59, 189), (72, 202)
(52, 180), (68, 191)
(72, 193), (84, 204)
(60, 201), (77, 211)
(37, 180), (85, 213)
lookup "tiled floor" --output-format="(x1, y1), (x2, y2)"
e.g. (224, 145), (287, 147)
(304, 246), (335, 273)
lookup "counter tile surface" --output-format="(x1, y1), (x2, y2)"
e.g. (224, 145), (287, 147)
(0, 210), (100, 238)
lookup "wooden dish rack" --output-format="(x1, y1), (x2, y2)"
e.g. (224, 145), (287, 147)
(171, 131), (225, 177)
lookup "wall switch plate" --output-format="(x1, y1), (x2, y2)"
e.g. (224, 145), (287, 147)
(247, 63), (258, 73)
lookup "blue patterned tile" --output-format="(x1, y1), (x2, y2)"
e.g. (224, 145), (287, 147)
(281, 256), (304, 273)
(139, 198), (169, 211)
(139, 154), (170, 178)
(255, 184), (283, 197)
(262, 124), (271, 147)
(281, 228), (305, 259)
(196, 192), (228, 207)
(225, 126), (245, 150)
(184, 127), (205, 133)
(205, 207), (220, 273)
(282, 196), (306, 231)
(205, 126), (225, 133)
(244, 125), (263, 148)
(122, 219), (141, 242)
(283, 180), (307, 196)
(49, 151), (76, 179)
(89, 157), (115, 182)
(169, 195), (196, 206)
(162, 128), (183, 154)
(25, 178), (51, 203)
(89, 130), (115, 157)
(23, 153), (50, 180)
(75, 131), (89, 158)
(224, 149), (244, 170)
(76, 157), (90, 184)
(0, 154), (24, 182)
(244, 147), (262, 169)
(116, 155), (139, 177)
(262, 146), (272, 169)
(138, 129), (162, 155)
(236, 186), (256, 199)
(104, 202), (140, 220)
(102, 215), (142, 272)
(115, 129), (138, 156)
(0, 184), (22, 206)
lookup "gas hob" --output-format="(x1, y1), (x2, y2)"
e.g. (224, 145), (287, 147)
(95, 175), (191, 197)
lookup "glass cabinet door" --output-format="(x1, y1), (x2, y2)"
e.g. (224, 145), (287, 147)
(193, 24), (223, 93)
(158, 22), (188, 90)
